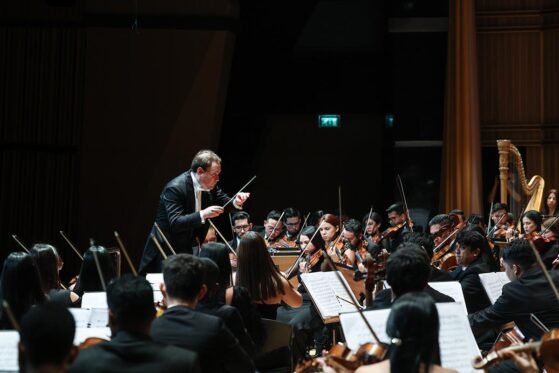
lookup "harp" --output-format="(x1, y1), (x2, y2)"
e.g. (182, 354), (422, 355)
(497, 140), (545, 223)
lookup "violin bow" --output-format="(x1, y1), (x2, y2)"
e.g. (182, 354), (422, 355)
(113, 231), (138, 276)
(363, 206), (373, 238)
(265, 211), (285, 247)
(540, 215), (559, 236)
(527, 240), (559, 302)
(486, 213), (507, 238)
(487, 201), (494, 235)
(59, 231), (84, 261)
(11, 235), (30, 254)
(338, 185), (343, 230)
(91, 245), (107, 292)
(396, 175), (412, 231)
(222, 175), (256, 208)
(2, 301), (20, 332)
(285, 221), (325, 278)
(154, 223), (177, 255)
(227, 213), (236, 240)
(208, 219), (238, 257)
(150, 234), (168, 260)
(293, 212), (311, 246)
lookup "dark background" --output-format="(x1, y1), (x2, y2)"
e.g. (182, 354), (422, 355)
(0, 0), (462, 278)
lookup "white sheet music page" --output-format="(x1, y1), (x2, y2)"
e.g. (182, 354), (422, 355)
(81, 292), (108, 309)
(0, 331), (19, 372)
(428, 281), (468, 315)
(479, 272), (510, 304)
(146, 273), (164, 291)
(74, 327), (112, 345)
(300, 271), (359, 319)
(340, 303), (482, 373)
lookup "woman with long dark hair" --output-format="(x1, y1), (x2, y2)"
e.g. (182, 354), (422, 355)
(30, 244), (80, 307)
(543, 189), (558, 217)
(356, 292), (457, 373)
(72, 245), (116, 297)
(0, 252), (46, 329)
(199, 242), (264, 344)
(236, 232), (302, 319)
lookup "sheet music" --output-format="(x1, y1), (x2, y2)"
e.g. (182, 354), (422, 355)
(0, 328), (112, 372)
(429, 281), (467, 315)
(146, 273), (163, 291)
(69, 308), (108, 328)
(300, 271), (360, 319)
(479, 272), (510, 304)
(0, 331), (19, 372)
(81, 292), (108, 309)
(340, 303), (481, 373)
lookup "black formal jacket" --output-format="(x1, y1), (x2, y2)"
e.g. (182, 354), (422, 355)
(139, 171), (233, 274)
(151, 305), (255, 373)
(450, 257), (492, 314)
(368, 285), (455, 310)
(197, 300), (256, 357)
(469, 267), (559, 341)
(69, 330), (200, 373)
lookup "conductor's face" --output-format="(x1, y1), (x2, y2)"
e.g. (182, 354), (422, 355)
(197, 162), (221, 190)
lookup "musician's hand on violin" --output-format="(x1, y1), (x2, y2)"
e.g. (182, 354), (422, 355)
(234, 192), (250, 207)
(498, 350), (538, 373)
(357, 262), (366, 273)
(201, 205), (224, 219)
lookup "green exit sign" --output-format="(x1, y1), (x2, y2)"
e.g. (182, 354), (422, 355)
(318, 114), (341, 128)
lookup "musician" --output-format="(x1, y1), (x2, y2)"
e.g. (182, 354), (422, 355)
(72, 245), (116, 297)
(256, 210), (285, 247)
(543, 189), (558, 217)
(151, 254), (254, 372)
(508, 210), (542, 241)
(450, 231), (491, 313)
(385, 203), (412, 252)
(71, 275), (200, 373)
(0, 252), (46, 329)
(368, 243), (454, 310)
(489, 203), (509, 240)
(30, 244), (80, 307)
(356, 292), (458, 373)
(342, 219), (375, 267)
(138, 150), (250, 274)
(428, 214), (454, 248)
(19, 302), (78, 373)
(283, 207), (302, 241)
(229, 211), (253, 250)
(402, 232), (452, 282)
(236, 232), (303, 319)
(362, 212), (389, 253)
(319, 214), (344, 264)
(469, 240), (559, 341)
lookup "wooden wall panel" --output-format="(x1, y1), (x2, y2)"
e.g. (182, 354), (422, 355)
(543, 29), (559, 122)
(477, 31), (541, 125)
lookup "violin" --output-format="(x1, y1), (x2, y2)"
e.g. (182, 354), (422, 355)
(473, 328), (559, 371)
(79, 337), (109, 350)
(326, 238), (346, 264)
(380, 222), (406, 240)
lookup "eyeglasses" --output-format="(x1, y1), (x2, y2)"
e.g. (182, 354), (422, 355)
(285, 222), (300, 227)
(234, 225), (250, 231)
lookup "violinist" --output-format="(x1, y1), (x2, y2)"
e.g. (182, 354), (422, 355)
(72, 245), (116, 297)
(71, 275), (200, 372)
(449, 231), (492, 313)
(298, 225), (325, 273)
(283, 207), (303, 242)
(259, 210), (285, 248)
(490, 203), (510, 241)
(429, 214), (459, 270)
(356, 292), (458, 373)
(319, 214), (344, 264)
(402, 232), (452, 282)
(30, 244), (80, 307)
(229, 211), (253, 250)
(363, 212), (389, 253)
(507, 210), (542, 242)
(469, 240), (559, 342)
(0, 252), (46, 329)
(343, 219), (375, 268)
(385, 203), (412, 252)
(19, 302), (78, 373)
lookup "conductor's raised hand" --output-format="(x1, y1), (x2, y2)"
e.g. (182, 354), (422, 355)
(234, 192), (250, 207)
(201, 206), (224, 220)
